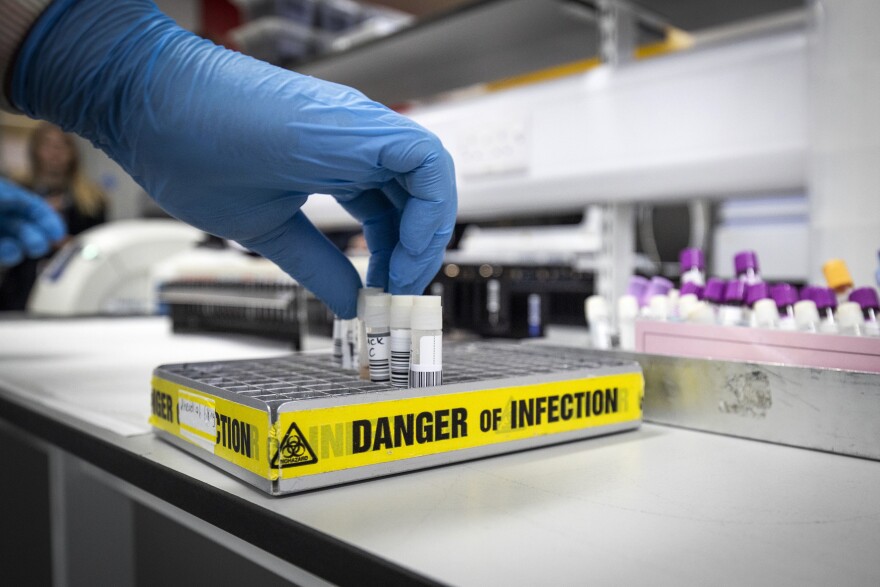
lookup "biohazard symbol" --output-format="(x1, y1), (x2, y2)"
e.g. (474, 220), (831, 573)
(270, 422), (318, 468)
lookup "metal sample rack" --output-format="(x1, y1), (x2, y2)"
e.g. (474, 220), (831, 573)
(151, 341), (644, 495)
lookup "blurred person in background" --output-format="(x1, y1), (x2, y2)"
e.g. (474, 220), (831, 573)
(0, 123), (106, 310)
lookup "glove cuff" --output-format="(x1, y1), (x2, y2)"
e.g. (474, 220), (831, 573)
(0, 0), (54, 112)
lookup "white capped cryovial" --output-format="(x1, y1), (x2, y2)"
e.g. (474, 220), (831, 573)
(752, 298), (780, 329)
(617, 295), (639, 351)
(389, 295), (415, 387)
(357, 287), (383, 380)
(410, 296), (443, 387)
(332, 318), (343, 363)
(585, 295), (611, 350)
(364, 293), (392, 383)
(836, 302), (866, 336)
(794, 300), (820, 332)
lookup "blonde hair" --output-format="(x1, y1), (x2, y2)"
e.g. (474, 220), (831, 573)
(20, 123), (106, 218)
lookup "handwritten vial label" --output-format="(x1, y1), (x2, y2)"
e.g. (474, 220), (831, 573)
(367, 333), (390, 383)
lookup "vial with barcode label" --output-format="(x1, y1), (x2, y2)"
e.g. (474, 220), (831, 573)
(364, 293), (392, 383)
(389, 295), (415, 387)
(409, 295), (443, 388)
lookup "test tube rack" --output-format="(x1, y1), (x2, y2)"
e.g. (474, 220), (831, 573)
(151, 341), (644, 495)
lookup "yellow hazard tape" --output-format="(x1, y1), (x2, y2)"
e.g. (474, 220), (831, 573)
(275, 372), (643, 480)
(151, 378), (274, 480)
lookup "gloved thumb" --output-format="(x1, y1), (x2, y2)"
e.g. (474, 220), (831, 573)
(238, 210), (362, 319)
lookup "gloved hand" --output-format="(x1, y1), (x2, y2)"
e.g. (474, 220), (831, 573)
(0, 177), (66, 266)
(12, 0), (456, 318)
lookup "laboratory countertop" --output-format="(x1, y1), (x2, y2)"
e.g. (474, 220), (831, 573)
(1, 317), (879, 586)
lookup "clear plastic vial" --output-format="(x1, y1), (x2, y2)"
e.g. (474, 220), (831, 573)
(389, 295), (415, 388)
(585, 296), (611, 350)
(357, 287), (383, 380)
(771, 284), (798, 331)
(813, 288), (839, 334)
(364, 293), (391, 383)
(410, 296), (443, 388)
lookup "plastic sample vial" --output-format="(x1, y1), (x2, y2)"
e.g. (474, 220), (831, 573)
(364, 293), (392, 383)
(627, 275), (650, 307)
(617, 295), (639, 351)
(527, 293), (542, 337)
(389, 295), (415, 387)
(666, 288), (680, 318)
(752, 298), (781, 329)
(793, 300), (821, 333)
(341, 318), (357, 369)
(837, 301), (866, 336)
(679, 281), (703, 300)
(639, 276), (673, 314)
(822, 259), (854, 302)
(745, 282), (771, 327)
(848, 287), (880, 337)
(357, 287), (383, 380)
(734, 250), (762, 285)
(486, 279), (501, 327)
(703, 277), (726, 321)
(585, 295), (611, 350)
(332, 317), (343, 363)
(688, 301), (717, 324)
(409, 296), (443, 387)
(675, 293), (699, 322)
(648, 294), (671, 321)
(679, 248), (705, 286)
(719, 280), (747, 326)
(771, 284), (798, 331)
(813, 287), (839, 334)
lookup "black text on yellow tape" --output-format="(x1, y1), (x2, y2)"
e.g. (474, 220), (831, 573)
(150, 378), (273, 480)
(276, 373), (642, 480)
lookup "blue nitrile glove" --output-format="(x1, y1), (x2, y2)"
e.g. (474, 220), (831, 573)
(0, 178), (66, 267)
(11, 0), (456, 319)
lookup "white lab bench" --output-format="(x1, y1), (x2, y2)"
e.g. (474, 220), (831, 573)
(0, 316), (878, 585)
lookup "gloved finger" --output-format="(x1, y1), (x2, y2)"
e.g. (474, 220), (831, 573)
(389, 229), (451, 294)
(238, 210), (362, 319)
(339, 189), (401, 291)
(387, 146), (457, 257)
(0, 179), (66, 242)
(1, 218), (53, 258)
(0, 237), (24, 266)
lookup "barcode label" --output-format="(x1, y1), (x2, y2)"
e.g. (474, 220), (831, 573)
(367, 333), (390, 383)
(390, 328), (411, 388)
(409, 369), (442, 388)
